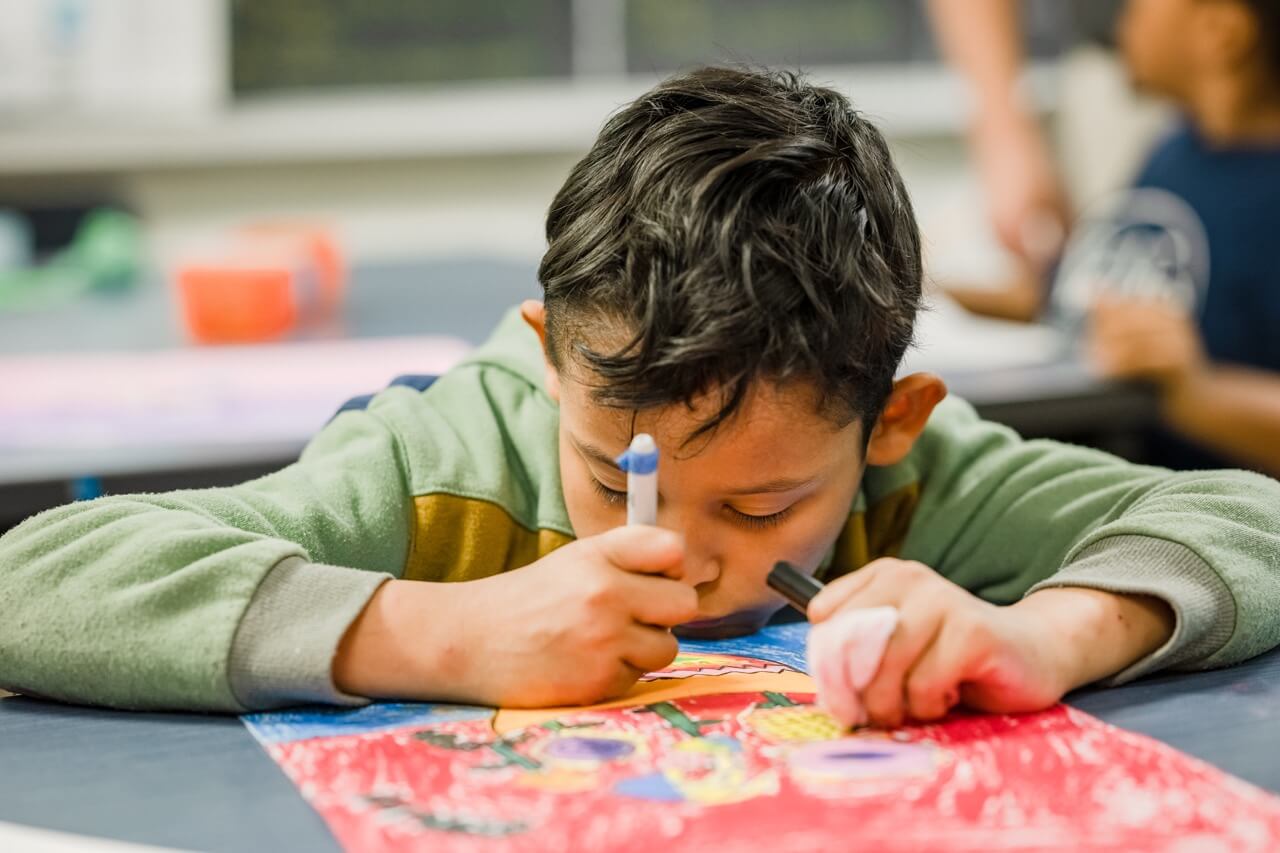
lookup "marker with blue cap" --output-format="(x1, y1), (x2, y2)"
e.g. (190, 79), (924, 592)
(616, 433), (658, 526)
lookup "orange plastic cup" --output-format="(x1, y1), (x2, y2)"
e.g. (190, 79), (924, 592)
(177, 262), (299, 344)
(241, 223), (346, 314)
(174, 223), (344, 344)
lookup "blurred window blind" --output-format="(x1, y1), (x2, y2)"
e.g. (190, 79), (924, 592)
(231, 0), (1065, 97)
(625, 0), (917, 71)
(231, 0), (574, 93)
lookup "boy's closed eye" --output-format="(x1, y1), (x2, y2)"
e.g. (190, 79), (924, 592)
(725, 505), (795, 530)
(589, 477), (627, 506)
(588, 476), (796, 530)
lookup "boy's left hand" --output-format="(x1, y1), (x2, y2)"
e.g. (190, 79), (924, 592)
(1087, 296), (1207, 390)
(808, 558), (1174, 728)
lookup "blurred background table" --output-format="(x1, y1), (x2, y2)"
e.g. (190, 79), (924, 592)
(0, 257), (1156, 531)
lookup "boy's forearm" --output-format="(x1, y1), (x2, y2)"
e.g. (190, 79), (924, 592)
(1166, 366), (1280, 477)
(1013, 587), (1175, 690)
(332, 579), (474, 703)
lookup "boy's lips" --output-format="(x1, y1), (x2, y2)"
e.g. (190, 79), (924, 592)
(680, 617), (731, 629)
(674, 612), (769, 640)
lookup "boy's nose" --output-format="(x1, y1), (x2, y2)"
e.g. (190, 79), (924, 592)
(657, 507), (721, 585)
(681, 550), (721, 587)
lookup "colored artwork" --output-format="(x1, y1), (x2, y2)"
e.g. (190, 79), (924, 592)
(243, 625), (1280, 852)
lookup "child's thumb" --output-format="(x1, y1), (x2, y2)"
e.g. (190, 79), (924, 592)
(593, 525), (685, 578)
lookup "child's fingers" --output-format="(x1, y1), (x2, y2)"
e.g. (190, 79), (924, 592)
(808, 607), (899, 729)
(860, 605), (945, 728)
(623, 574), (699, 627)
(903, 623), (969, 721)
(1090, 335), (1149, 375)
(599, 663), (647, 702)
(622, 624), (681, 675)
(593, 525), (685, 579)
(1093, 333), (1182, 378)
(809, 617), (863, 728)
(843, 607), (900, 689)
(808, 561), (883, 622)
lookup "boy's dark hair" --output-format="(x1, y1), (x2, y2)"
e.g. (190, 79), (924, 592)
(1242, 0), (1280, 82)
(538, 66), (922, 444)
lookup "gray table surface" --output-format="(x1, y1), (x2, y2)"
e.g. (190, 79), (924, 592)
(1, 647), (1277, 852)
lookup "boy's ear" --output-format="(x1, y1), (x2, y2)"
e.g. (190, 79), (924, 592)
(864, 373), (948, 467)
(520, 299), (562, 402)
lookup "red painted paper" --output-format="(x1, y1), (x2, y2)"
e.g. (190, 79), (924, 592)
(243, 635), (1280, 852)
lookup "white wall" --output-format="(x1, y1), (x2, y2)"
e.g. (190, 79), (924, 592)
(0, 51), (1174, 284)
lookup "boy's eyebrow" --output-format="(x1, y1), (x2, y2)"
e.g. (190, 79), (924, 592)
(573, 438), (623, 471)
(723, 476), (817, 496)
(573, 436), (817, 494)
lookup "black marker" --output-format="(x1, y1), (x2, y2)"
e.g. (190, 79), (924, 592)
(767, 561), (825, 616)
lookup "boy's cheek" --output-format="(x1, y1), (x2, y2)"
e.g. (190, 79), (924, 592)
(558, 460), (624, 538)
(712, 524), (844, 616)
(563, 498), (617, 540)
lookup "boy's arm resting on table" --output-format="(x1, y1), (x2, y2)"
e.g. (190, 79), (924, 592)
(331, 526), (697, 711)
(902, 397), (1280, 686)
(0, 409), (413, 712)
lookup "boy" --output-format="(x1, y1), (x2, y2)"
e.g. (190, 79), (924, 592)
(947, 0), (1280, 476)
(1, 68), (1278, 729)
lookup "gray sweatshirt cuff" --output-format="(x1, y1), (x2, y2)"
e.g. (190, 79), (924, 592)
(228, 557), (392, 711)
(1025, 535), (1236, 686)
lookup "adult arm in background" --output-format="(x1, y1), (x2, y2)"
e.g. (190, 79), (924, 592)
(927, 0), (1071, 276)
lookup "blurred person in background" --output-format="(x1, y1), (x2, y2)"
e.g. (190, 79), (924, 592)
(928, 0), (1074, 283)
(931, 0), (1280, 477)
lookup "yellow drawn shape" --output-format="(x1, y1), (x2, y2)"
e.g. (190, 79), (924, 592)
(494, 670), (815, 735)
(661, 737), (780, 805)
(747, 705), (847, 743)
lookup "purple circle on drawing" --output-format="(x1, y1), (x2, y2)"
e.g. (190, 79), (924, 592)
(788, 740), (934, 780)
(545, 736), (636, 762)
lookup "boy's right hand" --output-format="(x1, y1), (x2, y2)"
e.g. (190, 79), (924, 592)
(332, 526), (697, 709)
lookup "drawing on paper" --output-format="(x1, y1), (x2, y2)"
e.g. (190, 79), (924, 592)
(243, 623), (1280, 852)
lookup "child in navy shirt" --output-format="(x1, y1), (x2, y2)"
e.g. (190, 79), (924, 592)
(951, 0), (1280, 476)
(1081, 0), (1280, 475)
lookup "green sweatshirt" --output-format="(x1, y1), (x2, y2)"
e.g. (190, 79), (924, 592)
(2, 308), (1279, 711)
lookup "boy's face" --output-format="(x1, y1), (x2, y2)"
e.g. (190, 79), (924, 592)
(558, 364), (863, 638)
(1119, 0), (1198, 97)
(1118, 0), (1241, 98)
(523, 301), (944, 639)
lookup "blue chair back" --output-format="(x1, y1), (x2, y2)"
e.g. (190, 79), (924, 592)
(333, 374), (437, 418)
